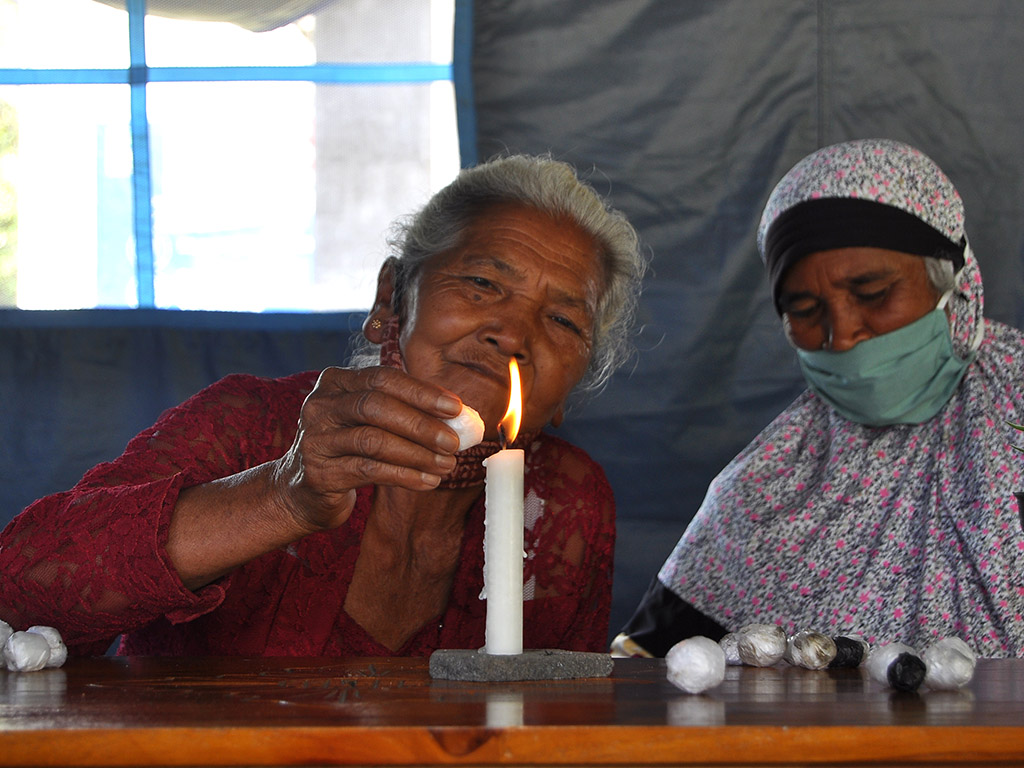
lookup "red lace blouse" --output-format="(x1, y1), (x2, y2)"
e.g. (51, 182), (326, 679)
(0, 372), (615, 657)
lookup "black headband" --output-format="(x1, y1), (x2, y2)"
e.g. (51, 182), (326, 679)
(763, 197), (966, 314)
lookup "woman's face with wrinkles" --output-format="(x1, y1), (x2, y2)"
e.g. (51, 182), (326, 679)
(398, 203), (605, 437)
(779, 247), (939, 352)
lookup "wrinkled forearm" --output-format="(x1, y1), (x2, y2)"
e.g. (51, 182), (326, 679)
(166, 460), (315, 591)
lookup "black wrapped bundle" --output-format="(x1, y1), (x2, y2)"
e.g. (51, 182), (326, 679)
(887, 652), (927, 692)
(867, 642), (926, 692)
(829, 635), (868, 668)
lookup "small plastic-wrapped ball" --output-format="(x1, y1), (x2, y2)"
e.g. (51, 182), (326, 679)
(784, 630), (837, 670)
(3, 631), (51, 672)
(26, 626), (68, 669)
(718, 633), (743, 666)
(737, 623), (787, 667)
(443, 404), (485, 451)
(666, 636), (727, 694)
(923, 637), (976, 690)
(866, 642), (926, 692)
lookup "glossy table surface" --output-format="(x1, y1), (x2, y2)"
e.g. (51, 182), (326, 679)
(0, 655), (1023, 766)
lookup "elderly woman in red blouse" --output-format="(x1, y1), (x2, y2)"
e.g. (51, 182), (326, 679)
(0, 155), (646, 658)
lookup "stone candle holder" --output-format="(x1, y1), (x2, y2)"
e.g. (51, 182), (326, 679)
(428, 648), (613, 682)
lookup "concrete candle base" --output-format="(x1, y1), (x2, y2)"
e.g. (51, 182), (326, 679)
(428, 648), (613, 682)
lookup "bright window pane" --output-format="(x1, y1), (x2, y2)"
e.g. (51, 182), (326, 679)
(147, 79), (457, 312)
(147, 80), (315, 311)
(0, 0), (129, 68)
(5, 84), (136, 309)
(309, 81), (457, 312)
(0, 89), (15, 307)
(0, 0), (460, 312)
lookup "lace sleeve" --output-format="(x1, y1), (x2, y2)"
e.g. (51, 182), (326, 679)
(0, 372), (314, 655)
(524, 435), (615, 652)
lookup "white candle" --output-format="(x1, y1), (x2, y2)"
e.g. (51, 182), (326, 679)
(483, 358), (525, 655)
(483, 446), (524, 654)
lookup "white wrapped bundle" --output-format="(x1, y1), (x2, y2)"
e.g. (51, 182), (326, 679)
(443, 404), (485, 451)
(737, 623), (787, 667)
(666, 636), (726, 694)
(784, 630), (837, 670)
(26, 626), (68, 669)
(923, 637), (976, 690)
(4, 631), (51, 672)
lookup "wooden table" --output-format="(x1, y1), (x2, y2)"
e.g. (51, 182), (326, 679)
(0, 655), (1022, 766)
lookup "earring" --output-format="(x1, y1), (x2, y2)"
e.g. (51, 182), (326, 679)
(370, 318), (383, 330)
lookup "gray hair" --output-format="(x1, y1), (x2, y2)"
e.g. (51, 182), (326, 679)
(353, 154), (647, 394)
(924, 255), (957, 297)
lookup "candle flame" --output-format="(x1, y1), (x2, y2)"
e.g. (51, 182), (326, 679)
(498, 358), (522, 448)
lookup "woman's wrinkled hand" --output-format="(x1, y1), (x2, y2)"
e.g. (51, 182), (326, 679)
(271, 366), (464, 535)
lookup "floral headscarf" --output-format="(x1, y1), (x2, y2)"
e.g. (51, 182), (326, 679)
(658, 139), (1024, 657)
(757, 139), (966, 254)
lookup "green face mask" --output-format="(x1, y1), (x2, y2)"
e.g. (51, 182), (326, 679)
(795, 308), (975, 427)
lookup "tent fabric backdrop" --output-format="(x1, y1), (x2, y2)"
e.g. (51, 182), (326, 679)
(0, 310), (361, 526)
(469, 0), (1024, 640)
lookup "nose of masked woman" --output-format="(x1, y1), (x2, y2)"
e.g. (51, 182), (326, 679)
(775, 245), (976, 427)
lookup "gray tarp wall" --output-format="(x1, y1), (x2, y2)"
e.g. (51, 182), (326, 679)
(469, 0), (1024, 638)
(1, 1), (1022, 646)
(0, 310), (361, 524)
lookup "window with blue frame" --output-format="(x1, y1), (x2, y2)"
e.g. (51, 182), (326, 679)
(0, 0), (464, 312)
